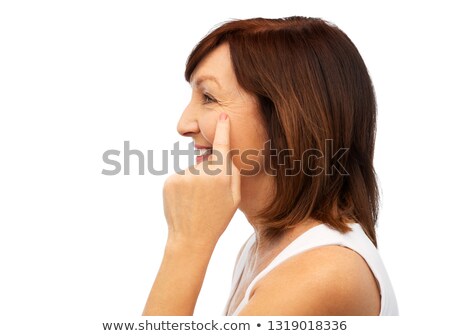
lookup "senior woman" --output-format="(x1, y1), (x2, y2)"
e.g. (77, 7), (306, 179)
(142, 16), (398, 316)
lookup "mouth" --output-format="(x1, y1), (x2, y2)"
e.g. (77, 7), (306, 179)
(195, 147), (213, 164)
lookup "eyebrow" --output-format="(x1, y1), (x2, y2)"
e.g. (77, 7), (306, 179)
(191, 75), (222, 89)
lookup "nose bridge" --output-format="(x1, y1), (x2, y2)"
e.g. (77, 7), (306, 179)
(177, 100), (199, 136)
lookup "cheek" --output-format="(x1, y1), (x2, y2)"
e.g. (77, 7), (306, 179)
(198, 112), (218, 144)
(198, 111), (242, 149)
(199, 111), (267, 173)
(230, 117), (268, 174)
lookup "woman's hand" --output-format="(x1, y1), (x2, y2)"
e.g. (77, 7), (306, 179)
(143, 113), (240, 315)
(162, 112), (241, 250)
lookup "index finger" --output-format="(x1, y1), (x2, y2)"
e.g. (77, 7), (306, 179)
(212, 112), (230, 158)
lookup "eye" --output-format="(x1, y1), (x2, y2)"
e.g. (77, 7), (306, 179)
(202, 93), (217, 104)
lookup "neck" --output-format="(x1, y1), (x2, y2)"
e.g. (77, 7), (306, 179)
(238, 173), (273, 234)
(238, 174), (322, 260)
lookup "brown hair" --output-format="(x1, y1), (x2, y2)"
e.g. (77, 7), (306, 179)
(185, 16), (379, 246)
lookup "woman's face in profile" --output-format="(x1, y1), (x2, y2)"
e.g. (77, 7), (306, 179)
(177, 43), (268, 174)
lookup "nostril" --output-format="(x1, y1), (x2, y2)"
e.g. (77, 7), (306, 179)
(177, 126), (198, 138)
(177, 120), (199, 137)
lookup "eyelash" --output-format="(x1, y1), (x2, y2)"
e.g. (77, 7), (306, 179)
(202, 93), (217, 104)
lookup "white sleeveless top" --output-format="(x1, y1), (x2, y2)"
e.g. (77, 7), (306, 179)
(224, 223), (398, 316)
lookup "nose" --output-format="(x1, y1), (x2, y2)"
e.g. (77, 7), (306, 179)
(177, 102), (199, 137)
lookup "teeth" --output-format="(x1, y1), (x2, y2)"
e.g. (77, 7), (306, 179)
(198, 148), (212, 156)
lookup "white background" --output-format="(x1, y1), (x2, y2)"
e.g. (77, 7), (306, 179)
(1, 0), (449, 335)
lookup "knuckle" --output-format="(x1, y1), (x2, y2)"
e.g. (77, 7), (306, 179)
(163, 174), (180, 190)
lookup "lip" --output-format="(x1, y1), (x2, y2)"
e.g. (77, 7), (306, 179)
(195, 144), (213, 164)
(194, 144), (212, 149)
(196, 154), (211, 164)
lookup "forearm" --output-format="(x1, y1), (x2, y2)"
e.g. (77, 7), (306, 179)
(142, 239), (216, 316)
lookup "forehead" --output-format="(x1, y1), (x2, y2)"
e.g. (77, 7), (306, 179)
(190, 43), (237, 89)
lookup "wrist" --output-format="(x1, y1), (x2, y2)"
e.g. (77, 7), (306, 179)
(165, 234), (217, 258)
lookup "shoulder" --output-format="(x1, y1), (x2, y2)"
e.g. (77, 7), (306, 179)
(239, 245), (381, 316)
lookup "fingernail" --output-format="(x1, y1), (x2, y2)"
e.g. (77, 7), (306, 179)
(219, 112), (228, 121)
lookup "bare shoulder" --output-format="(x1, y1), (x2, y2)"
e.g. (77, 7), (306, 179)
(238, 245), (381, 316)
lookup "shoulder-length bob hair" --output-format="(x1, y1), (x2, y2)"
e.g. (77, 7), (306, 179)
(185, 16), (379, 246)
